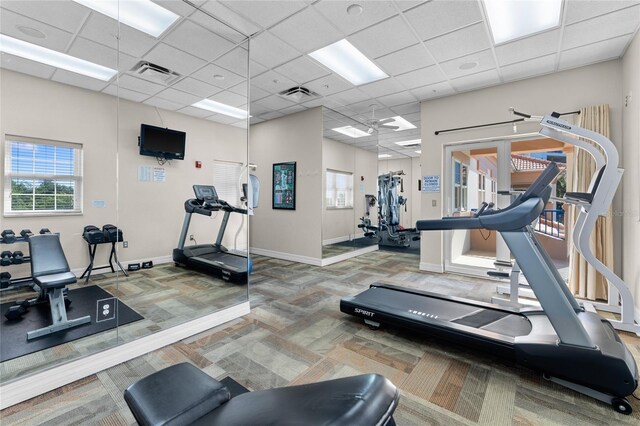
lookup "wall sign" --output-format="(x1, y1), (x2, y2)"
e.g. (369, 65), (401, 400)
(273, 162), (296, 210)
(422, 175), (440, 193)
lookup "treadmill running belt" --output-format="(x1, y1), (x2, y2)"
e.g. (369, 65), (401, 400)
(452, 310), (510, 328)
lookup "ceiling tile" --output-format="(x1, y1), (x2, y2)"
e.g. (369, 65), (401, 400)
(102, 84), (149, 103)
(439, 49), (496, 80)
(172, 77), (220, 98)
(143, 97), (183, 111)
(82, 12), (156, 57)
(260, 110), (286, 121)
(68, 37), (136, 71)
(118, 74), (165, 96)
(250, 60), (269, 77)
(220, 0), (307, 29)
(0, 8), (73, 52)
(1, 0), (89, 33)
(450, 69), (500, 92)
(208, 90), (248, 107)
(301, 97), (326, 109)
(215, 46), (250, 78)
(359, 77), (406, 97)
(207, 114), (239, 124)
(403, 0), (482, 41)
(349, 15), (420, 58)
(395, 66), (446, 90)
(178, 105), (214, 118)
(565, 0), (639, 25)
(305, 73), (353, 96)
(374, 43), (435, 76)
(495, 29), (560, 66)
(164, 20), (236, 61)
(253, 94), (296, 110)
(152, 0), (200, 17)
(191, 63), (244, 88)
(347, 99), (384, 114)
(273, 56), (331, 85)
(250, 31), (300, 68)
(249, 85), (271, 101)
(562, 6), (640, 50)
(424, 23), (491, 62)
(51, 69), (109, 92)
(315, 0), (397, 35)
(250, 69), (297, 93)
(279, 104), (308, 115)
(200, 1), (261, 37)
(559, 34), (632, 70)
(188, 6), (249, 43)
(326, 88), (370, 107)
(270, 7), (342, 53)
(156, 87), (202, 105)
(144, 43), (207, 76)
(501, 54), (556, 82)
(390, 101), (421, 115)
(376, 91), (418, 108)
(228, 81), (248, 97)
(0, 54), (56, 80)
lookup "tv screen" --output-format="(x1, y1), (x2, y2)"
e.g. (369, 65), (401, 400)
(139, 124), (185, 160)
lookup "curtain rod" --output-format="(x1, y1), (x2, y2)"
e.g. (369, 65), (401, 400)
(434, 110), (580, 136)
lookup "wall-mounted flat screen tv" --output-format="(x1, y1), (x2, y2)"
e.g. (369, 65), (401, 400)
(139, 124), (186, 160)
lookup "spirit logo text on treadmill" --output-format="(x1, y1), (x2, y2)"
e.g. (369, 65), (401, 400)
(355, 308), (374, 317)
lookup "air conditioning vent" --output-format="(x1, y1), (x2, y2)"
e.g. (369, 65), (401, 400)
(278, 86), (319, 103)
(131, 61), (181, 85)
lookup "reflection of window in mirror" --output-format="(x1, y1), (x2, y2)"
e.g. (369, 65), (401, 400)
(213, 160), (243, 206)
(326, 170), (353, 209)
(4, 137), (83, 215)
(453, 160), (468, 213)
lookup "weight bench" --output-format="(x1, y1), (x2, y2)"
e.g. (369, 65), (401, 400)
(26, 234), (91, 341)
(124, 363), (399, 426)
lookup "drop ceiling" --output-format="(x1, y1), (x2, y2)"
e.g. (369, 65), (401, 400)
(1, 0), (639, 159)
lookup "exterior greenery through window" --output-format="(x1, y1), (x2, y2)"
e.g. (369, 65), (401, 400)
(4, 136), (82, 215)
(326, 170), (353, 209)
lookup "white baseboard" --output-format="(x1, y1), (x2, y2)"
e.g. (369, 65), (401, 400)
(249, 247), (322, 266)
(320, 245), (378, 266)
(322, 235), (351, 246)
(70, 254), (173, 278)
(419, 262), (444, 273)
(0, 301), (250, 409)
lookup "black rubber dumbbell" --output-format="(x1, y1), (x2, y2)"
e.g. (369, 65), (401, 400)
(5, 300), (29, 320)
(39, 228), (51, 234)
(12, 251), (24, 264)
(1, 229), (16, 244)
(1, 251), (12, 266)
(0, 272), (11, 289)
(20, 229), (34, 240)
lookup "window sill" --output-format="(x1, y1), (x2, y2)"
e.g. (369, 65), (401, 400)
(326, 207), (354, 210)
(3, 211), (83, 218)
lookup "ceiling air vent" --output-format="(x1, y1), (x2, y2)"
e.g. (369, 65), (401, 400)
(278, 86), (319, 103)
(131, 61), (181, 85)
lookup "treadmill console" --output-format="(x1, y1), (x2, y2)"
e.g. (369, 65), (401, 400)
(193, 185), (219, 205)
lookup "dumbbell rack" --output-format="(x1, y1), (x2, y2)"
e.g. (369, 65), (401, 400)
(1, 233), (35, 293)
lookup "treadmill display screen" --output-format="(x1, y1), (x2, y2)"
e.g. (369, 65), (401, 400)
(193, 185), (218, 202)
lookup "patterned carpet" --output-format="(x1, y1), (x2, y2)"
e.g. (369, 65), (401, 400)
(1, 251), (639, 425)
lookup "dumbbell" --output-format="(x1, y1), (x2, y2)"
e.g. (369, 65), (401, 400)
(20, 229), (33, 240)
(0, 272), (11, 289)
(39, 228), (51, 234)
(5, 300), (29, 321)
(12, 251), (24, 264)
(1, 251), (12, 266)
(1, 229), (16, 244)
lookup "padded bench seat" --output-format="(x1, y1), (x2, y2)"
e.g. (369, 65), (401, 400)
(124, 363), (399, 426)
(34, 271), (77, 289)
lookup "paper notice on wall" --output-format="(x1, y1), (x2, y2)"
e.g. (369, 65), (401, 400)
(153, 167), (166, 183)
(138, 165), (152, 182)
(422, 175), (440, 192)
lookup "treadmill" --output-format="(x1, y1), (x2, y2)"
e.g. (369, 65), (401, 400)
(173, 185), (248, 283)
(341, 126), (638, 412)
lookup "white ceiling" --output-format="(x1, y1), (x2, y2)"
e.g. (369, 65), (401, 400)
(1, 0), (639, 159)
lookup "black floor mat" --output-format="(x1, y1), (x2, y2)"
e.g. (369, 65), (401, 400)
(220, 376), (250, 398)
(379, 234), (420, 255)
(331, 237), (378, 249)
(1, 285), (143, 362)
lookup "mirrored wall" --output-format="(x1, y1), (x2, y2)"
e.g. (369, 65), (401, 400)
(321, 107), (378, 259)
(0, 0), (249, 385)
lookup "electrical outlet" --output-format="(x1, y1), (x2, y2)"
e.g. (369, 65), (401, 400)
(189, 235), (195, 241)
(123, 241), (129, 248)
(432, 200), (437, 207)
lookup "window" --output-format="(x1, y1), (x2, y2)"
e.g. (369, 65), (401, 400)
(453, 160), (468, 212)
(213, 160), (244, 206)
(478, 173), (486, 203)
(4, 136), (83, 215)
(326, 170), (353, 209)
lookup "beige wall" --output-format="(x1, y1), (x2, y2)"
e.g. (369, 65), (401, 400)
(0, 70), (246, 273)
(322, 138), (377, 242)
(249, 108), (323, 260)
(420, 60), (624, 272)
(621, 32), (640, 312)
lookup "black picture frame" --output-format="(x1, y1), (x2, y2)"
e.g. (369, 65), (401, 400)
(272, 162), (296, 210)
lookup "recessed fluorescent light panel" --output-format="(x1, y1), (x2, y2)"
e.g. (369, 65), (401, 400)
(385, 116), (417, 131)
(0, 34), (117, 81)
(395, 139), (421, 147)
(415, 150), (422, 154)
(192, 99), (249, 120)
(332, 126), (370, 138)
(73, 0), (179, 38)
(483, 0), (562, 44)
(378, 154), (392, 159)
(309, 39), (388, 86)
